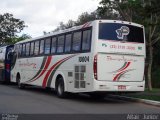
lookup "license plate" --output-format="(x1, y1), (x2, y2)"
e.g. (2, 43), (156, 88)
(118, 85), (126, 90)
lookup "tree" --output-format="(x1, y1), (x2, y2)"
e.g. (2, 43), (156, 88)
(75, 12), (97, 26)
(97, 0), (121, 20)
(65, 20), (75, 29)
(143, 0), (160, 90)
(0, 13), (26, 45)
(98, 0), (160, 90)
(53, 11), (97, 32)
(53, 22), (67, 32)
(98, 0), (143, 21)
(8, 34), (31, 44)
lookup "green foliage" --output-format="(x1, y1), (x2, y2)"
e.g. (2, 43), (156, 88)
(53, 12), (97, 31)
(152, 47), (160, 88)
(75, 12), (97, 26)
(126, 88), (160, 101)
(0, 13), (26, 45)
(53, 20), (75, 32)
(98, 0), (144, 22)
(128, 95), (160, 101)
(7, 34), (31, 44)
(153, 41), (160, 68)
(97, 0), (122, 19)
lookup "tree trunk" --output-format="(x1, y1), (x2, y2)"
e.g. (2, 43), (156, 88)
(147, 5), (153, 91)
(147, 41), (153, 91)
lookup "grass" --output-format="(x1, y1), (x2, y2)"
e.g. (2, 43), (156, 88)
(125, 88), (160, 102)
(144, 88), (160, 93)
(129, 95), (160, 101)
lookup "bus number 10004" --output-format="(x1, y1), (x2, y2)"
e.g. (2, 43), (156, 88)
(79, 56), (89, 62)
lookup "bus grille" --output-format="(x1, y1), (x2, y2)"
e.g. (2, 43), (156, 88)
(74, 65), (86, 88)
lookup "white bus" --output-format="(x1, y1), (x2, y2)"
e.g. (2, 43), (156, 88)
(11, 20), (146, 98)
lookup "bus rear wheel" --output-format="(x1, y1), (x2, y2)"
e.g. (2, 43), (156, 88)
(55, 77), (67, 98)
(16, 74), (25, 89)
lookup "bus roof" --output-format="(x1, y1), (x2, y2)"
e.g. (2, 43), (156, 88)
(16, 19), (144, 44)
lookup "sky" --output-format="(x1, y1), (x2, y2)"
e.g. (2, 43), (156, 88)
(0, 0), (100, 37)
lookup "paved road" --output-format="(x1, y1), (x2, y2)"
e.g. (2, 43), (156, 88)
(0, 84), (160, 114)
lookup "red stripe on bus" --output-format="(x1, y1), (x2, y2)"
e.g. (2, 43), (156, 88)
(114, 69), (134, 81)
(46, 55), (75, 87)
(25, 56), (48, 83)
(113, 62), (131, 81)
(86, 22), (91, 27)
(117, 62), (131, 73)
(30, 56), (52, 82)
(82, 22), (88, 28)
(26, 56), (52, 83)
(113, 71), (126, 81)
(82, 22), (91, 28)
(42, 58), (66, 88)
(42, 55), (76, 88)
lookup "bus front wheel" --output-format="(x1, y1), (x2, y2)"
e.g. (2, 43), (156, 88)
(16, 74), (25, 89)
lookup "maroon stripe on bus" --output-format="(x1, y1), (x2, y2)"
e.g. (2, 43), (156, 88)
(117, 62), (131, 73)
(42, 58), (66, 88)
(113, 62), (131, 81)
(25, 56), (47, 83)
(29, 56), (52, 83)
(46, 55), (76, 88)
(42, 55), (76, 88)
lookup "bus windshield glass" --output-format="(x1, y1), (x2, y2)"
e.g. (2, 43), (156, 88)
(99, 23), (144, 43)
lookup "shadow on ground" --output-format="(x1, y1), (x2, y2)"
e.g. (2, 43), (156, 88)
(1, 83), (130, 104)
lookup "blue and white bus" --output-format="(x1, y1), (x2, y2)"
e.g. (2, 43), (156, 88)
(0, 45), (14, 83)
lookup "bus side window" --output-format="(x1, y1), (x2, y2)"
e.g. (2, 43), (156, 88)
(22, 44), (26, 57)
(51, 37), (57, 54)
(64, 34), (72, 53)
(26, 42), (30, 56)
(40, 40), (44, 54)
(72, 31), (82, 52)
(30, 42), (34, 56)
(7, 48), (13, 60)
(57, 35), (64, 53)
(34, 41), (40, 56)
(19, 44), (22, 57)
(44, 38), (51, 54)
(15, 45), (18, 53)
(82, 29), (91, 51)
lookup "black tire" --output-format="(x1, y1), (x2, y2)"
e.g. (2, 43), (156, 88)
(55, 77), (67, 98)
(17, 74), (25, 89)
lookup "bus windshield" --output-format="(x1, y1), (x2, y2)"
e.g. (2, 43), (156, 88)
(99, 23), (144, 43)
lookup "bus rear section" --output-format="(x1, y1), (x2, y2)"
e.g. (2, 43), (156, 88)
(93, 21), (145, 92)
